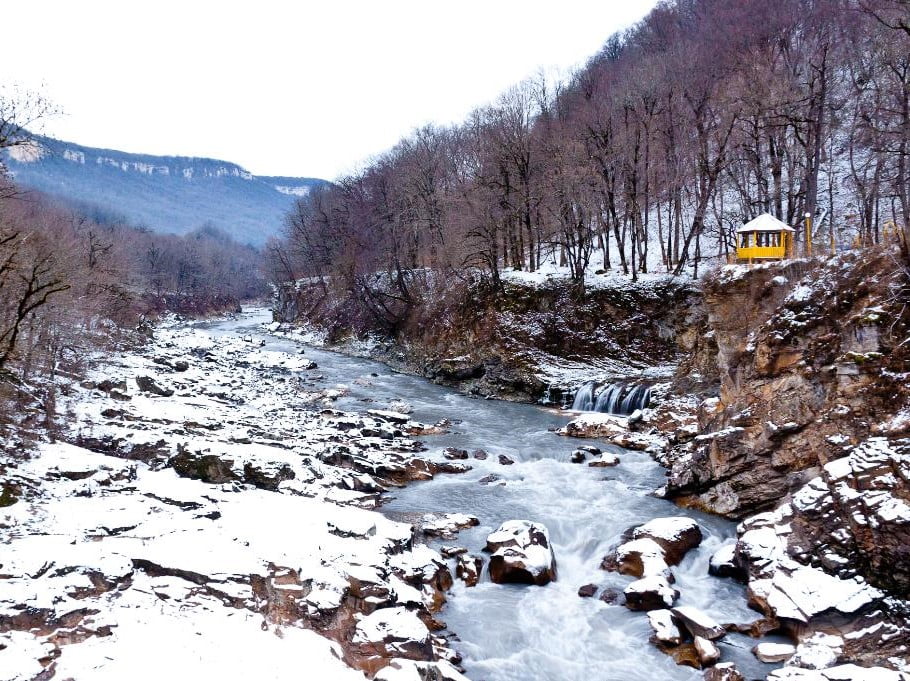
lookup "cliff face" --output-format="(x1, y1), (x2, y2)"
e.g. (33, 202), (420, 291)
(2, 136), (327, 246)
(666, 251), (909, 517)
(663, 250), (910, 593)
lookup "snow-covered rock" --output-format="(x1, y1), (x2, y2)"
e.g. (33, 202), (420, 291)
(788, 633), (844, 670)
(352, 607), (433, 663)
(753, 641), (797, 663)
(373, 659), (470, 681)
(602, 517), (702, 610)
(693, 635), (720, 665)
(647, 609), (683, 645)
(0, 313), (462, 679)
(708, 543), (744, 580)
(420, 513), (479, 539)
(587, 452), (621, 467)
(766, 665), (908, 680)
(455, 554), (483, 587)
(671, 606), (726, 641)
(485, 520), (557, 586)
(703, 662), (745, 681)
(610, 538), (673, 580)
(631, 516), (703, 564)
(624, 575), (679, 611)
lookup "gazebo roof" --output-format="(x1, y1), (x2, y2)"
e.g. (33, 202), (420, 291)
(736, 213), (796, 233)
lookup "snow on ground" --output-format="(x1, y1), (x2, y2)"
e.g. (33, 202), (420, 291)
(0, 313), (465, 680)
(500, 261), (685, 292)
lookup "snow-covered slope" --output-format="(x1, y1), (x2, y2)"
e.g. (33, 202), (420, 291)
(0, 311), (467, 680)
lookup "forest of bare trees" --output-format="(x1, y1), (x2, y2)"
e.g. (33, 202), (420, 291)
(270, 0), (910, 333)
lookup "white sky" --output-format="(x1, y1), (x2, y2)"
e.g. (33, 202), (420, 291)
(3, 0), (658, 180)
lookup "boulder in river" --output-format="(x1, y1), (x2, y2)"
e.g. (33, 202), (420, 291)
(606, 537), (673, 580)
(671, 606), (726, 641)
(578, 583), (598, 598)
(624, 576), (679, 610)
(485, 520), (556, 586)
(752, 641), (796, 663)
(442, 448), (469, 460)
(647, 609), (683, 645)
(694, 636), (720, 666)
(498, 454), (515, 465)
(455, 554), (483, 587)
(588, 453), (620, 467)
(630, 517), (703, 565)
(421, 513), (479, 539)
(708, 543), (745, 580)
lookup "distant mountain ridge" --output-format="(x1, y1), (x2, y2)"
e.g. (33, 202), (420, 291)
(1, 136), (328, 246)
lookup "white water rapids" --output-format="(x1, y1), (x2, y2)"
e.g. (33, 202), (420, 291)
(205, 310), (785, 681)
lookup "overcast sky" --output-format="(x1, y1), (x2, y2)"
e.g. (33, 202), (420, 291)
(3, 0), (658, 180)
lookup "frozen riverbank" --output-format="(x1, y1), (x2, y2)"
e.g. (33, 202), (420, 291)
(0, 309), (468, 680)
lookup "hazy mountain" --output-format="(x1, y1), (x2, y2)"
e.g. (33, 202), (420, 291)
(2, 136), (328, 246)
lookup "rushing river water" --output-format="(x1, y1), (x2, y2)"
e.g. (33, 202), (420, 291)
(204, 310), (782, 681)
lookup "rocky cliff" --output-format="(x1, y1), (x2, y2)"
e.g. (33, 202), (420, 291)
(663, 249), (910, 597)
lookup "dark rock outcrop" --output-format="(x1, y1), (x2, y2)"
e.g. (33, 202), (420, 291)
(135, 375), (174, 397)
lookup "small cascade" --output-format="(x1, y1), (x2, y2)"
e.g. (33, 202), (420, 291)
(572, 382), (650, 415)
(571, 382), (596, 411)
(541, 384), (553, 406)
(541, 384), (575, 408)
(620, 384), (651, 415)
(593, 384), (624, 413)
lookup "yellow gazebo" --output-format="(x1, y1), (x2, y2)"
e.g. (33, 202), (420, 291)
(735, 213), (795, 262)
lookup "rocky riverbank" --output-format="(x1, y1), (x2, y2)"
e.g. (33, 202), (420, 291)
(0, 313), (477, 680)
(274, 270), (699, 404)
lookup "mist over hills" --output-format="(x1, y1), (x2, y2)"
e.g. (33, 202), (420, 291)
(2, 136), (328, 246)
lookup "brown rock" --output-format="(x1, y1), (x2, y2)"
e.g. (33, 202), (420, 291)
(631, 517), (703, 565)
(669, 643), (702, 669)
(455, 555), (483, 587)
(703, 662), (745, 681)
(485, 520), (556, 586)
(442, 448), (469, 460)
(598, 587), (624, 605)
(671, 607), (726, 641)
(577, 583), (598, 598)
(694, 636), (720, 666)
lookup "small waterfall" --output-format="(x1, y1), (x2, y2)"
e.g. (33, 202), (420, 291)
(572, 382), (650, 415)
(571, 382), (596, 411)
(593, 384), (624, 413)
(620, 384), (651, 415)
(541, 385), (575, 408)
(541, 384), (553, 406)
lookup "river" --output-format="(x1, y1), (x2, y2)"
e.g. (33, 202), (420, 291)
(203, 309), (782, 681)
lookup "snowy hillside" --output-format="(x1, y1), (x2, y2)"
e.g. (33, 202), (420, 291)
(2, 137), (328, 246)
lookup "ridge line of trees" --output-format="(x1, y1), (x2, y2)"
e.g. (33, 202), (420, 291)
(269, 0), (909, 335)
